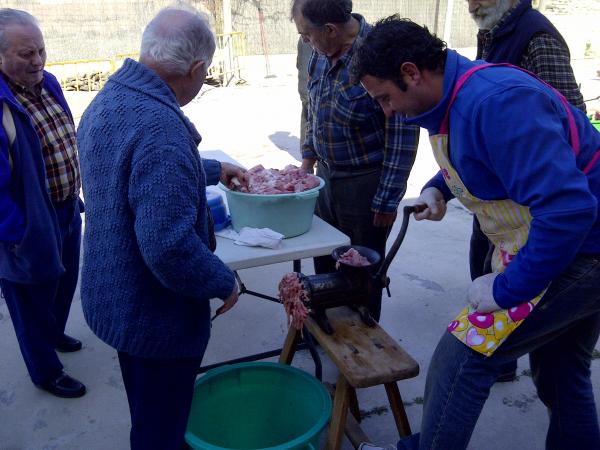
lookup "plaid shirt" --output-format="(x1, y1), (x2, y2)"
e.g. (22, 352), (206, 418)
(477, 4), (586, 112)
(8, 77), (81, 202)
(302, 14), (419, 214)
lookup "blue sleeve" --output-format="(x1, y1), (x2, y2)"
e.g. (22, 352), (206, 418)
(202, 158), (221, 186)
(475, 88), (597, 308)
(128, 145), (235, 301)
(0, 133), (25, 243)
(422, 170), (454, 202)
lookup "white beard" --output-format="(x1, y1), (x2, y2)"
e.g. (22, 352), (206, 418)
(471, 0), (515, 30)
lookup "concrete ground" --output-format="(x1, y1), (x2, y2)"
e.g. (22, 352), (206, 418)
(1, 52), (600, 450)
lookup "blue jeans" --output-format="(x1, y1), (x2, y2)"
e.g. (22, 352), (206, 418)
(398, 254), (600, 450)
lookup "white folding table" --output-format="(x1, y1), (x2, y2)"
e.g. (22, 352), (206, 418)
(199, 150), (350, 373)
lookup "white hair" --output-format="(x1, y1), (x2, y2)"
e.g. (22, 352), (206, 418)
(470, 0), (514, 30)
(0, 8), (38, 53)
(140, 6), (216, 76)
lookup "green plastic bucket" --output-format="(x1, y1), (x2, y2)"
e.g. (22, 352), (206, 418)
(220, 178), (325, 238)
(185, 362), (331, 450)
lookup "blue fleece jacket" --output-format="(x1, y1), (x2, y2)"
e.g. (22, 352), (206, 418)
(415, 50), (600, 309)
(0, 72), (70, 283)
(77, 59), (235, 358)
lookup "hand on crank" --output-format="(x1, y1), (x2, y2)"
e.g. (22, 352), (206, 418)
(413, 187), (446, 221)
(373, 211), (397, 227)
(220, 162), (248, 190)
(467, 273), (501, 313)
(212, 281), (239, 321)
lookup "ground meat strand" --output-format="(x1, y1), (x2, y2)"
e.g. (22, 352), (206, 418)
(336, 248), (370, 268)
(278, 272), (310, 330)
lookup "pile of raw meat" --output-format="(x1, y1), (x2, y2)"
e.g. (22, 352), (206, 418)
(234, 164), (321, 194)
(336, 247), (371, 267)
(279, 272), (310, 330)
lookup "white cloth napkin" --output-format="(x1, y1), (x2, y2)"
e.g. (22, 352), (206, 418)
(215, 226), (284, 249)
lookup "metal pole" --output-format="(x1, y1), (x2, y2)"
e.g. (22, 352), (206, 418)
(443, 0), (455, 47)
(222, 0), (234, 85)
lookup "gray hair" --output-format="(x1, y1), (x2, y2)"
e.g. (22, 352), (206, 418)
(140, 6), (216, 76)
(0, 8), (38, 53)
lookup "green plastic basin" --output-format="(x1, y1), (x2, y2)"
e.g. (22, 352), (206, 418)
(185, 362), (331, 450)
(220, 178), (325, 238)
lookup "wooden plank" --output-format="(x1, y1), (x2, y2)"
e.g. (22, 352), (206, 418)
(305, 306), (420, 388)
(278, 326), (300, 365)
(385, 382), (412, 437)
(325, 383), (370, 448)
(327, 377), (350, 450)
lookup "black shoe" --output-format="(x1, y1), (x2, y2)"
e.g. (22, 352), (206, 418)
(56, 334), (82, 352)
(38, 372), (86, 398)
(497, 370), (518, 383)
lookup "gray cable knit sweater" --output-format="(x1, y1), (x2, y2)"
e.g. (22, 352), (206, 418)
(77, 59), (235, 358)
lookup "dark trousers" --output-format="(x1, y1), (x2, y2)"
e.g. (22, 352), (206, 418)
(314, 163), (390, 321)
(118, 352), (203, 450)
(469, 215), (518, 375)
(399, 254), (600, 450)
(0, 198), (81, 385)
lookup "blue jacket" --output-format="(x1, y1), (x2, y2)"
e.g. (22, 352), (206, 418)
(415, 50), (600, 309)
(476, 0), (568, 64)
(0, 72), (70, 283)
(77, 59), (235, 358)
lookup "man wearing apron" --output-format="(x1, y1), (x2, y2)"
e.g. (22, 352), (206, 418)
(352, 16), (600, 450)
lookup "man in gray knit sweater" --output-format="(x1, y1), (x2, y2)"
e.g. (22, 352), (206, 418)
(77, 7), (245, 450)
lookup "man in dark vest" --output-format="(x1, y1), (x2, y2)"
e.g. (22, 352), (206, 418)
(467, 0), (586, 382)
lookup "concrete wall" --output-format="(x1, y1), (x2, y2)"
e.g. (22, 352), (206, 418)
(0, 0), (597, 61)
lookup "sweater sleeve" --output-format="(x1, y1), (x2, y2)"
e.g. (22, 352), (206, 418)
(202, 158), (221, 186)
(422, 170), (454, 202)
(128, 144), (235, 301)
(474, 88), (597, 308)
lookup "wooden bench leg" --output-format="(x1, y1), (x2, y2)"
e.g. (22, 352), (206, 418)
(384, 382), (412, 438)
(348, 386), (361, 423)
(327, 376), (350, 450)
(279, 327), (300, 365)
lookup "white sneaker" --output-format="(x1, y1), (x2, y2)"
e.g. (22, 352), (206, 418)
(358, 443), (394, 450)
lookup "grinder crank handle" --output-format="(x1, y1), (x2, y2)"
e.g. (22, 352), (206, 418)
(375, 204), (427, 286)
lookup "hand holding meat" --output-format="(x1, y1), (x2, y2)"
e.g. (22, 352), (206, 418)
(467, 273), (501, 313)
(220, 162), (249, 190)
(414, 187), (447, 221)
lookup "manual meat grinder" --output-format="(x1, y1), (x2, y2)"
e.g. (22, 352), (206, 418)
(297, 205), (423, 334)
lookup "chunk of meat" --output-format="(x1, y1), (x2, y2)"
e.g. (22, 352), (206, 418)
(278, 272), (310, 330)
(233, 164), (320, 194)
(336, 248), (370, 267)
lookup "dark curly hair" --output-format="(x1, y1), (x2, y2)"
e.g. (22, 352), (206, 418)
(290, 0), (353, 26)
(350, 15), (447, 90)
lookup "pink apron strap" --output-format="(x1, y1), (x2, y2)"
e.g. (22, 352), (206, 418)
(438, 63), (582, 159)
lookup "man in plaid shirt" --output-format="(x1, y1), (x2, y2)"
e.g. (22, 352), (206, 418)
(467, 0), (586, 382)
(0, 9), (85, 398)
(291, 0), (420, 321)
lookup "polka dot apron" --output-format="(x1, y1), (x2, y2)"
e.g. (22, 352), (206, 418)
(431, 63), (592, 356)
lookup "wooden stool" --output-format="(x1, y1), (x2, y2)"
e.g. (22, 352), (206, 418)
(279, 306), (419, 450)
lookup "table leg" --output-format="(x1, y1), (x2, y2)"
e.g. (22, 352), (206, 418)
(384, 382), (412, 437)
(327, 376), (350, 450)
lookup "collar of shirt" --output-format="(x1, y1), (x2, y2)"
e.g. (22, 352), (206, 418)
(476, 2), (521, 57)
(4, 74), (43, 97)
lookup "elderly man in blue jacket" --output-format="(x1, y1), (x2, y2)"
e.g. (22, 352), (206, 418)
(0, 8), (85, 398)
(77, 6), (246, 450)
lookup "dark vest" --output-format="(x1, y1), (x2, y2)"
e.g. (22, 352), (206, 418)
(477, 0), (569, 64)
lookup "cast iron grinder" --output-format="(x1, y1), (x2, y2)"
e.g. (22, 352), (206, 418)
(296, 205), (423, 334)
